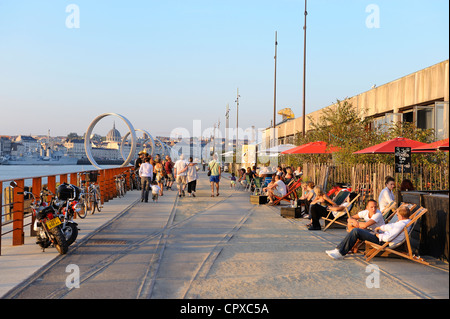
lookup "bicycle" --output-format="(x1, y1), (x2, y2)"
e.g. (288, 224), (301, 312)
(114, 173), (126, 197)
(75, 174), (90, 219)
(86, 171), (102, 214)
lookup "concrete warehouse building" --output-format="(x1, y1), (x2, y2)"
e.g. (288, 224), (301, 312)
(264, 59), (449, 147)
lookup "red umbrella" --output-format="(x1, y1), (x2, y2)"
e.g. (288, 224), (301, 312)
(353, 137), (427, 154)
(282, 141), (341, 154)
(411, 138), (449, 152)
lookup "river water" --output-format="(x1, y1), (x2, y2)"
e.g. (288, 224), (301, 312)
(0, 164), (121, 183)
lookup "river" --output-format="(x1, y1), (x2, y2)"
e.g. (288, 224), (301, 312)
(0, 164), (121, 183)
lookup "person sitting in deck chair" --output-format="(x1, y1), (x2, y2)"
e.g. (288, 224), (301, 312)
(264, 175), (287, 205)
(325, 205), (411, 260)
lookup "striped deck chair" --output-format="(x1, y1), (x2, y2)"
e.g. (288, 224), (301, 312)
(272, 178), (303, 205)
(322, 192), (360, 232)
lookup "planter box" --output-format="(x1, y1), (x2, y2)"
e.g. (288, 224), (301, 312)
(250, 195), (268, 205)
(281, 207), (302, 219)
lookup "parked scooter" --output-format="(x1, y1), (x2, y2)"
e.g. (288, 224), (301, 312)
(9, 181), (69, 255)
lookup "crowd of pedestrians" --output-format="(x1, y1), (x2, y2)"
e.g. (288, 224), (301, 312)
(135, 151), (201, 201)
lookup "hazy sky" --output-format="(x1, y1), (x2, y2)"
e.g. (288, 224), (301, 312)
(0, 0), (448, 139)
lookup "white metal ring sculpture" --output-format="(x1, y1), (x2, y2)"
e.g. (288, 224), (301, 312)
(85, 113), (137, 170)
(120, 129), (155, 160)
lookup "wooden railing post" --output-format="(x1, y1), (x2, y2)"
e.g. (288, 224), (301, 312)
(12, 179), (25, 246)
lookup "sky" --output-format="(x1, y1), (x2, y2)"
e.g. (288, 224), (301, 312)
(0, 0), (448, 140)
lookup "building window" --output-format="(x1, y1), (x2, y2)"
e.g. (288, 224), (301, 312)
(416, 106), (434, 130)
(435, 102), (449, 140)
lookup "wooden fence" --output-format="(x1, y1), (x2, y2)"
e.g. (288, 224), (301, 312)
(301, 162), (449, 210)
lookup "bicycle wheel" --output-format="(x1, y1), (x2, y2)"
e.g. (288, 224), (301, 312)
(96, 191), (102, 212)
(77, 199), (88, 219)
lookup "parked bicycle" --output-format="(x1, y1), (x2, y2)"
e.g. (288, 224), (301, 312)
(115, 173), (127, 197)
(86, 171), (102, 214)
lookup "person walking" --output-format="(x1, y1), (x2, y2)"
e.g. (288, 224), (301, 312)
(186, 157), (198, 197)
(154, 158), (165, 197)
(139, 157), (153, 203)
(174, 154), (188, 198)
(208, 154), (221, 197)
(164, 155), (174, 190)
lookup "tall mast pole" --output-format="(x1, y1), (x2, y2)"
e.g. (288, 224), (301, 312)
(302, 0), (307, 137)
(273, 31), (278, 147)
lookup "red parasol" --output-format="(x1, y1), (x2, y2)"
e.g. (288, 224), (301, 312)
(282, 141), (341, 154)
(353, 137), (427, 154)
(411, 138), (449, 153)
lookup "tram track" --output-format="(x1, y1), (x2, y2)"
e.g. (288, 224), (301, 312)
(6, 182), (255, 299)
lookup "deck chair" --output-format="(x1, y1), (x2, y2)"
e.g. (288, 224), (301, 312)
(350, 202), (416, 254)
(245, 175), (253, 192)
(252, 176), (264, 195)
(272, 178), (303, 205)
(384, 202), (417, 224)
(322, 193), (360, 232)
(380, 201), (397, 220)
(364, 206), (429, 265)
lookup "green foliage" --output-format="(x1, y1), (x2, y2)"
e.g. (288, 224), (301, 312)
(284, 99), (448, 167)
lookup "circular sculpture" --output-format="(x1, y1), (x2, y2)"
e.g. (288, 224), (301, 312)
(120, 129), (156, 160)
(85, 113), (137, 170)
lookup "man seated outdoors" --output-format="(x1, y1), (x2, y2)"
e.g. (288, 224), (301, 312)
(326, 205), (411, 260)
(345, 199), (385, 232)
(263, 175), (287, 205)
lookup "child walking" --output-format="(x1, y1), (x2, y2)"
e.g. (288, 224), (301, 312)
(230, 172), (236, 189)
(151, 180), (161, 202)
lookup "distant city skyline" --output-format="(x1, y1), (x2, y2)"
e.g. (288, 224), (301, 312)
(0, 0), (448, 138)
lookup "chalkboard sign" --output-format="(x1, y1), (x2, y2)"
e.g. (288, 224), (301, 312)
(395, 147), (411, 173)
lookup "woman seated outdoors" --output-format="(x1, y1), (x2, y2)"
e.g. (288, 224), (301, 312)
(283, 168), (294, 187)
(298, 182), (315, 216)
(306, 186), (336, 230)
(237, 168), (247, 188)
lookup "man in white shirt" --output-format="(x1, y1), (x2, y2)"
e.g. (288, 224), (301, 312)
(346, 199), (385, 232)
(139, 157), (153, 202)
(174, 154), (188, 198)
(326, 205), (411, 260)
(265, 175), (287, 205)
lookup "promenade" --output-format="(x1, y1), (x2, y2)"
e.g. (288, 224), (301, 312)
(0, 171), (448, 299)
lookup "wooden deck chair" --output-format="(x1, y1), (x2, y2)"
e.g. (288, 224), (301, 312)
(364, 206), (429, 265)
(272, 178), (303, 205)
(384, 202), (417, 224)
(350, 202), (417, 254)
(380, 201), (397, 220)
(322, 193), (360, 232)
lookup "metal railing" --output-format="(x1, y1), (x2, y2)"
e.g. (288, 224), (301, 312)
(1, 166), (133, 256)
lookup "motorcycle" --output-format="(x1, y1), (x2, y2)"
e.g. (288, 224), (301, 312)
(9, 181), (69, 255)
(55, 183), (81, 246)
